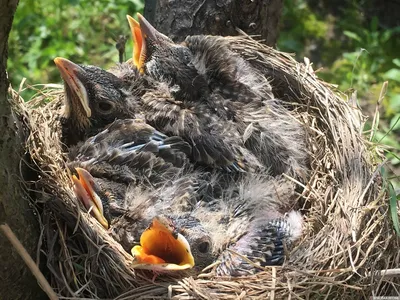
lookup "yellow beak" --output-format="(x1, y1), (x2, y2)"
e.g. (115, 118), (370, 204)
(54, 57), (92, 118)
(72, 167), (109, 229)
(126, 15), (144, 72)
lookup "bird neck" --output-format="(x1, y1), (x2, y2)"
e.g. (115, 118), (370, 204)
(60, 116), (86, 146)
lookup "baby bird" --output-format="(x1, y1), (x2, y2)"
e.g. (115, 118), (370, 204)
(69, 118), (215, 270)
(195, 176), (303, 276)
(134, 13), (274, 104)
(128, 14), (308, 178)
(55, 56), (257, 171)
(69, 119), (303, 275)
(54, 57), (147, 146)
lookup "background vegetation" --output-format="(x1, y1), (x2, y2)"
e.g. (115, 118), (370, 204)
(8, 0), (399, 189)
(279, 0), (400, 190)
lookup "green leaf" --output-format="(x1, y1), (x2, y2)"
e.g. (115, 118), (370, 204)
(383, 68), (400, 82)
(388, 181), (400, 236)
(389, 94), (400, 109)
(393, 58), (400, 68)
(343, 31), (362, 42)
(389, 114), (400, 130)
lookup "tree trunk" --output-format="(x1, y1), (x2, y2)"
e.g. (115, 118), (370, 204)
(0, 0), (45, 299)
(144, 0), (283, 46)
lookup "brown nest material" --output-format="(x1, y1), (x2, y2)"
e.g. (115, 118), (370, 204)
(19, 36), (399, 299)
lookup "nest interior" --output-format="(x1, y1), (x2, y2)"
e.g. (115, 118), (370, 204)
(16, 35), (400, 299)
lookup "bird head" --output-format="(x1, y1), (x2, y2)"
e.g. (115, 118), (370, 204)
(127, 14), (207, 101)
(172, 215), (215, 269)
(54, 57), (136, 145)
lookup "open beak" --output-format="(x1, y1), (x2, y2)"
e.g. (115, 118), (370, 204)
(54, 57), (92, 118)
(136, 13), (158, 44)
(135, 13), (171, 73)
(126, 15), (144, 72)
(131, 216), (195, 271)
(72, 167), (109, 229)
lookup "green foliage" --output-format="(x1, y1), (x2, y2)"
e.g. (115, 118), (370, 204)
(9, 0), (144, 99)
(279, 0), (328, 54)
(279, 0), (400, 190)
(382, 165), (400, 236)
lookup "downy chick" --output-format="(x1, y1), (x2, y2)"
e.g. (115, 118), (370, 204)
(127, 14), (308, 178)
(70, 119), (303, 275)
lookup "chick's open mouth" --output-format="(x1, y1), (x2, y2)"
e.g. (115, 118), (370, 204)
(131, 216), (195, 271)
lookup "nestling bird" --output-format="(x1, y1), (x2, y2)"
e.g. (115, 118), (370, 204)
(69, 118), (214, 270)
(133, 13), (274, 104)
(55, 56), (260, 171)
(127, 14), (308, 178)
(69, 118), (303, 275)
(54, 57), (148, 146)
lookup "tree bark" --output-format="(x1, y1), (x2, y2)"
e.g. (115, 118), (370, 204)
(144, 0), (283, 46)
(0, 0), (45, 299)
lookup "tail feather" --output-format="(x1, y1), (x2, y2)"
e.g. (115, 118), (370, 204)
(215, 211), (303, 276)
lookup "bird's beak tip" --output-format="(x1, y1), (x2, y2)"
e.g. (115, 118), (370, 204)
(54, 57), (92, 119)
(136, 13), (158, 42)
(126, 14), (139, 26)
(53, 57), (62, 65)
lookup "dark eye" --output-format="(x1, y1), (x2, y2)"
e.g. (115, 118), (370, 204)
(180, 49), (192, 64)
(97, 101), (114, 113)
(197, 241), (210, 254)
(184, 54), (191, 64)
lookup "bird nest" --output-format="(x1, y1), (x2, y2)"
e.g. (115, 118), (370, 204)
(16, 35), (399, 299)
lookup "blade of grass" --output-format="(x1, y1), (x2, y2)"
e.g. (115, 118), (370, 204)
(384, 150), (400, 162)
(369, 81), (388, 142)
(388, 181), (400, 236)
(378, 115), (400, 143)
(380, 166), (400, 236)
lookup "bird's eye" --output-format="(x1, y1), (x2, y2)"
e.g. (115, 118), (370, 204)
(97, 101), (114, 113)
(197, 241), (210, 254)
(179, 49), (192, 64)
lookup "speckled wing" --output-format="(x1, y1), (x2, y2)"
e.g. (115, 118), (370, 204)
(184, 35), (308, 177)
(140, 87), (253, 171)
(68, 118), (192, 184)
(215, 211), (303, 276)
(184, 35), (274, 104)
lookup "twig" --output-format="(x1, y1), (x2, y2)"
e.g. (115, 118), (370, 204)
(367, 268), (400, 278)
(369, 81), (388, 142)
(0, 223), (58, 300)
(270, 267), (276, 300)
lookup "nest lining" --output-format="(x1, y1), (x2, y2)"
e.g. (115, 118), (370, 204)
(17, 35), (399, 299)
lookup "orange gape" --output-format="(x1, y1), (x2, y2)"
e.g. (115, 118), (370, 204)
(132, 246), (166, 264)
(133, 217), (178, 264)
(133, 26), (143, 67)
(132, 216), (194, 267)
(126, 15), (144, 71)
(71, 168), (109, 229)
